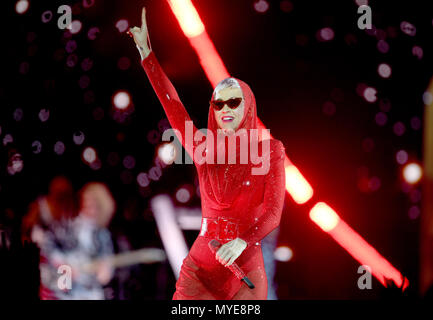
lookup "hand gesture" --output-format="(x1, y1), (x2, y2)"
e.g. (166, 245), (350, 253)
(127, 7), (151, 60)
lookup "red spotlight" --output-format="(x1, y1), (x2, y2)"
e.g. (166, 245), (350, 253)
(328, 217), (409, 290)
(284, 162), (314, 204)
(309, 202), (340, 232)
(167, 0), (205, 38)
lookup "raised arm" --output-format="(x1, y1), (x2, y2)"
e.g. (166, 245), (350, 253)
(128, 7), (203, 162)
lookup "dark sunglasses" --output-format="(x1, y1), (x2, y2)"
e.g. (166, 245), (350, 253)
(210, 97), (242, 111)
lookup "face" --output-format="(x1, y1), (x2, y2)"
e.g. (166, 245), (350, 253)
(82, 192), (98, 220)
(213, 87), (245, 132)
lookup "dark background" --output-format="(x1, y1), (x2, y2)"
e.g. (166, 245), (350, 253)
(0, 0), (432, 299)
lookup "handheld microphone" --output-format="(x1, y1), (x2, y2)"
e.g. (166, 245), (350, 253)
(208, 239), (255, 289)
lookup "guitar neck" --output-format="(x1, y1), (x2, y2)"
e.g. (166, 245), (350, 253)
(83, 248), (166, 273)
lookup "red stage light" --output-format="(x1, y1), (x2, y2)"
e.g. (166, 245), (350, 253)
(284, 162), (314, 204)
(167, 0), (205, 38)
(309, 202), (340, 232)
(328, 217), (409, 290)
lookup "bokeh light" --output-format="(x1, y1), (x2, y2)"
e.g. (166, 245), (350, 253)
(78, 75), (90, 89)
(317, 27), (334, 42)
(123, 155), (136, 169)
(7, 153), (24, 175)
(377, 40), (389, 54)
(13, 108), (23, 122)
(66, 54), (78, 67)
(378, 63), (392, 78)
(54, 141), (66, 155)
(15, 0), (29, 14)
(81, 58), (93, 71)
(423, 92), (433, 106)
(412, 46), (423, 60)
(82, 147), (97, 163)
(3, 134), (13, 146)
(408, 206), (420, 220)
(83, 0), (95, 8)
(363, 87), (377, 103)
(253, 0), (270, 13)
(393, 122), (406, 136)
(402, 162), (422, 184)
(158, 142), (177, 165)
(73, 131), (85, 145)
(274, 246), (293, 262)
(70, 20), (83, 34)
(87, 27), (100, 40)
(113, 91), (131, 110)
(149, 166), (162, 181)
(32, 140), (42, 154)
(137, 172), (150, 187)
(375, 112), (388, 126)
(176, 187), (191, 203)
(396, 150), (408, 165)
(280, 0), (293, 13)
(115, 19), (129, 33)
(355, 0), (368, 6)
(41, 11), (53, 23)
(400, 21), (416, 36)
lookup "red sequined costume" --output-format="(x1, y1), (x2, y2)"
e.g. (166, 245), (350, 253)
(141, 51), (286, 300)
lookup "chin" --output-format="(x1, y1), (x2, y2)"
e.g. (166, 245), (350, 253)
(219, 125), (235, 132)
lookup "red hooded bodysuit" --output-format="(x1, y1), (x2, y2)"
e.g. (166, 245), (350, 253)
(141, 51), (286, 300)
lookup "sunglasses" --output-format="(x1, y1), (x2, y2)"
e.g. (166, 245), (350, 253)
(210, 97), (242, 111)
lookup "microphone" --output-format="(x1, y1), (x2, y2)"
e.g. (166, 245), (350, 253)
(208, 239), (255, 289)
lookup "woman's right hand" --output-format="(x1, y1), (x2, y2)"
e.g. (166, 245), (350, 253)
(128, 7), (151, 60)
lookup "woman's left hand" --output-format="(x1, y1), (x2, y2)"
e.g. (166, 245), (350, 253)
(216, 238), (247, 267)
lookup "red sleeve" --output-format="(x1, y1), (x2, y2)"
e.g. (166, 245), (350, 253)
(239, 139), (286, 247)
(141, 51), (203, 163)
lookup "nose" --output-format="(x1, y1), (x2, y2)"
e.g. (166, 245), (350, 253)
(221, 104), (231, 113)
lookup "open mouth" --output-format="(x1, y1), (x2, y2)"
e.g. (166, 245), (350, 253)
(221, 116), (234, 122)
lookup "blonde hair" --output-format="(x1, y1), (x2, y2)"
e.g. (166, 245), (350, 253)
(80, 182), (116, 227)
(212, 77), (241, 100)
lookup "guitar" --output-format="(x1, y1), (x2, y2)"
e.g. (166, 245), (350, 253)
(77, 248), (167, 274)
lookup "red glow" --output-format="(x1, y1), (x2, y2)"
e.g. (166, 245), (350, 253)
(166, 0), (205, 38)
(309, 202), (340, 232)
(284, 163), (314, 204)
(328, 217), (409, 290)
(189, 33), (230, 88)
